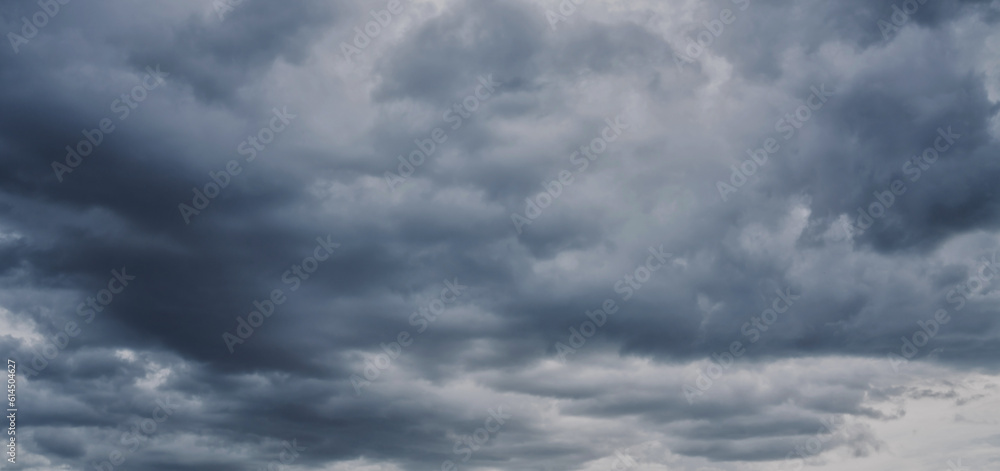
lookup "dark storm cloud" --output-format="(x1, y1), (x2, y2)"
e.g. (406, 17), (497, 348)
(1, 0), (999, 469)
(124, 0), (347, 106)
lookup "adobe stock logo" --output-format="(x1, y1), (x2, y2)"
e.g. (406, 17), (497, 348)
(511, 113), (630, 234)
(439, 406), (511, 471)
(212, 0), (245, 21)
(887, 251), (997, 372)
(253, 439), (307, 471)
(384, 75), (501, 191)
(877, 0), (932, 41)
(836, 126), (960, 240)
(683, 287), (800, 403)
(555, 245), (670, 362)
(52, 66), (169, 183)
(179, 106), (295, 224)
(673, 0), (751, 69)
(222, 236), (339, 353)
(6, 0), (72, 54)
(716, 84), (833, 201)
(90, 397), (178, 471)
(19, 267), (137, 378)
(351, 279), (466, 395)
(545, 0), (587, 30)
(340, 0), (406, 63)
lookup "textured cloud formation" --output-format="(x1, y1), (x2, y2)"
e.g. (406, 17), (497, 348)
(1, 0), (1000, 470)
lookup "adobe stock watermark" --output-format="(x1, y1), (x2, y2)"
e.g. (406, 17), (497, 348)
(716, 84), (833, 201)
(384, 75), (501, 191)
(888, 251), (997, 372)
(19, 267), (137, 378)
(6, 360), (15, 465)
(777, 415), (863, 471)
(545, 0), (587, 30)
(253, 439), (307, 471)
(555, 245), (672, 362)
(877, 0), (932, 41)
(586, 440), (660, 471)
(673, 0), (750, 69)
(607, 449), (638, 471)
(7, 0), (71, 54)
(836, 126), (960, 240)
(51, 66), (169, 183)
(340, 0), (406, 63)
(90, 397), (178, 471)
(212, 0), (245, 21)
(223, 236), (339, 353)
(439, 406), (511, 471)
(945, 458), (969, 471)
(510, 113), (630, 234)
(179, 106), (295, 224)
(683, 287), (800, 403)
(350, 279), (466, 394)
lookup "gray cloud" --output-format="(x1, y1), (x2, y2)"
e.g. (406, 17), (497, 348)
(1, 0), (1000, 470)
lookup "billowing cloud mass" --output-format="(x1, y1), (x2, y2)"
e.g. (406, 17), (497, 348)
(2, 0), (1000, 470)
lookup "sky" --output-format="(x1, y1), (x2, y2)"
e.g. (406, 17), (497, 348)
(1, 0), (1000, 470)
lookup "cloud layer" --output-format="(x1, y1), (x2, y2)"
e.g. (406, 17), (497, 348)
(2, 0), (1000, 470)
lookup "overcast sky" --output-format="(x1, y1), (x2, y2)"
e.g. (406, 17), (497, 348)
(2, 0), (1000, 470)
